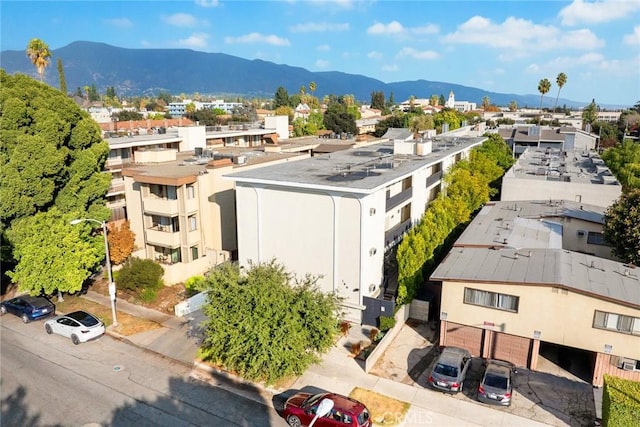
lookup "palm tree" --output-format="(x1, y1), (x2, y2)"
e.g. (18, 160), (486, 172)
(537, 78), (551, 147)
(309, 81), (316, 96)
(26, 38), (51, 82)
(482, 96), (490, 111)
(553, 72), (567, 113)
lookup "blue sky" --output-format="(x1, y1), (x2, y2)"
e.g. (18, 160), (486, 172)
(2, 0), (639, 105)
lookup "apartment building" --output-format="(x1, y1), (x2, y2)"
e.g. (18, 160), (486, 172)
(501, 146), (621, 208)
(225, 129), (486, 323)
(122, 145), (310, 284)
(497, 125), (597, 157)
(430, 199), (640, 387)
(168, 99), (243, 117)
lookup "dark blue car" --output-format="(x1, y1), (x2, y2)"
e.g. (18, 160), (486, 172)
(0, 295), (56, 323)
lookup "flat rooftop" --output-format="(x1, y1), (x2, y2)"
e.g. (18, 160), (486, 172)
(455, 199), (606, 249)
(506, 147), (619, 186)
(225, 135), (486, 194)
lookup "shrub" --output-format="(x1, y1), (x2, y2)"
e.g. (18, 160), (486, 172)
(116, 257), (164, 297)
(184, 275), (206, 294)
(139, 287), (158, 303)
(379, 315), (396, 332)
(602, 375), (640, 427)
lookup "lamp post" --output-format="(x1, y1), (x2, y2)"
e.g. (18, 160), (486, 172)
(71, 218), (118, 327)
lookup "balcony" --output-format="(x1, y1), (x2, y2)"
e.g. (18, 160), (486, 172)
(143, 197), (179, 215)
(385, 188), (412, 211)
(107, 180), (125, 196)
(426, 171), (443, 187)
(146, 226), (181, 247)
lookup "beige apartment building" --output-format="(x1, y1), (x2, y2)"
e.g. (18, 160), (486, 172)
(430, 200), (640, 387)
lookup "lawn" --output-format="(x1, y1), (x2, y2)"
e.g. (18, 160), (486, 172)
(350, 387), (410, 426)
(55, 295), (162, 336)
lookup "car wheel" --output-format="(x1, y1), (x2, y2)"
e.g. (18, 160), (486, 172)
(22, 313), (30, 324)
(45, 324), (52, 334)
(0, 306), (6, 315)
(71, 334), (80, 345)
(287, 415), (302, 427)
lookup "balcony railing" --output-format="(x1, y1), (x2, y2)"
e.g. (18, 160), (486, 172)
(146, 227), (181, 247)
(143, 197), (179, 215)
(426, 171), (443, 187)
(385, 188), (412, 212)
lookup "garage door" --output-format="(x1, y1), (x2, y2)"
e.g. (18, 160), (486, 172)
(444, 322), (483, 356)
(490, 332), (531, 367)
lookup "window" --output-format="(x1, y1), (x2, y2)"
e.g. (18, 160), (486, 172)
(464, 288), (519, 312)
(593, 310), (640, 335)
(186, 184), (195, 199)
(191, 246), (199, 261)
(189, 215), (197, 231)
(587, 231), (606, 245)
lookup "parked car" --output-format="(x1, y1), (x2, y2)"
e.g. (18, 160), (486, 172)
(477, 359), (516, 406)
(0, 295), (55, 323)
(283, 391), (372, 427)
(428, 346), (472, 393)
(44, 310), (105, 345)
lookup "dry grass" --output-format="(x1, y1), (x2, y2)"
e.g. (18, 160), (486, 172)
(350, 387), (410, 426)
(55, 295), (162, 336)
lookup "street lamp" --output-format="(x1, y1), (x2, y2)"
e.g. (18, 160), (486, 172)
(70, 218), (118, 327)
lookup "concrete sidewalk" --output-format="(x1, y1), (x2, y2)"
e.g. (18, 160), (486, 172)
(83, 291), (553, 426)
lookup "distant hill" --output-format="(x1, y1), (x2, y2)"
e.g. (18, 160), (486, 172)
(1, 41), (586, 108)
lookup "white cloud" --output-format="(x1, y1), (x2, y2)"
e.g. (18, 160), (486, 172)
(527, 64), (540, 73)
(104, 18), (133, 28)
(195, 0), (219, 7)
(559, 0), (640, 26)
(396, 47), (438, 60)
(367, 21), (438, 37)
(307, 0), (356, 10)
(224, 33), (290, 46)
(315, 59), (330, 68)
(382, 64), (399, 72)
(367, 21), (404, 35)
(624, 26), (640, 45)
(444, 16), (604, 54)
(163, 13), (197, 27)
(177, 32), (209, 49)
(289, 22), (349, 33)
(316, 44), (331, 51)
(495, 68), (505, 75)
(368, 50), (383, 60)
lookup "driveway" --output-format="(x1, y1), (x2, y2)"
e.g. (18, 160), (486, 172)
(369, 320), (598, 427)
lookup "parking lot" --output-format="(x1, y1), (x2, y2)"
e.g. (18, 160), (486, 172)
(370, 320), (598, 426)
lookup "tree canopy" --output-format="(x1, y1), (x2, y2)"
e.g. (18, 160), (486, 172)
(1, 70), (111, 296)
(196, 260), (341, 384)
(603, 190), (640, 265)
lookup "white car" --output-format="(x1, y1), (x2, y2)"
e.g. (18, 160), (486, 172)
(44, 310), (106, 344)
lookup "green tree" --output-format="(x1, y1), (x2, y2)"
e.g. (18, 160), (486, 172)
(0, 70), (110, 295)
(553, 72), (567, 113)
(603, 190), (640, 265)
(26, 38), (51, 82)
(273, 86), (289, 109)
(57, 58), (67, 95)
(374, 112), (405, 137)
(370, 91), (385, 111)
(482, 96), (490, 111)
(430, 94), (440, 106)
(582, 99), (598, 130)
(309, 81), (316, 96)
(323, 96), (357, 135)
(601, 140), (640, 190)
(508, 100), (518, 112)
(6, 208), (103, 298)
(113, 110), (143, 121)
(157, 91), (173, 105)
(439, 94), (446, 106)
(197, 260), (341, 384)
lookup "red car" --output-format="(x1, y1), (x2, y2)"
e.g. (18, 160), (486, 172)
(283, 392), (371, 427)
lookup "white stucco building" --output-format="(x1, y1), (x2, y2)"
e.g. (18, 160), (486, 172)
(225, 129), (486, 323)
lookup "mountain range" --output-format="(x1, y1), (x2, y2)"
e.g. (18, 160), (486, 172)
(1, 41), (588, 108)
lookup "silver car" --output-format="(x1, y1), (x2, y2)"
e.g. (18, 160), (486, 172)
(428, 346), (472, 393)
(477, 359), (515, 406)
(44, 310), (105, 345)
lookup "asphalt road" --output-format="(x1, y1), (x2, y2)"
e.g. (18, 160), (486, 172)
(1, 315), (284, 427)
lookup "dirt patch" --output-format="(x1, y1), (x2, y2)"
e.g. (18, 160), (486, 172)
(54, 295), (162, 336)
(91, 275), (189, 315)
(350, 387), (410, 426)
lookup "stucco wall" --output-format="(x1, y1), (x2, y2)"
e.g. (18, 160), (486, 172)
(440, 281), (640, 359)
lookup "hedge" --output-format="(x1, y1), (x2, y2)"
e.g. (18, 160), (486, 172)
(602, 374), (640, 427)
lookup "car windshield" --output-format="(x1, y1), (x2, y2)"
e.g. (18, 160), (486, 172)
(434, 363), (458, 377)
(68, 311), (99, 326)
(484, 374), (509, 389)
